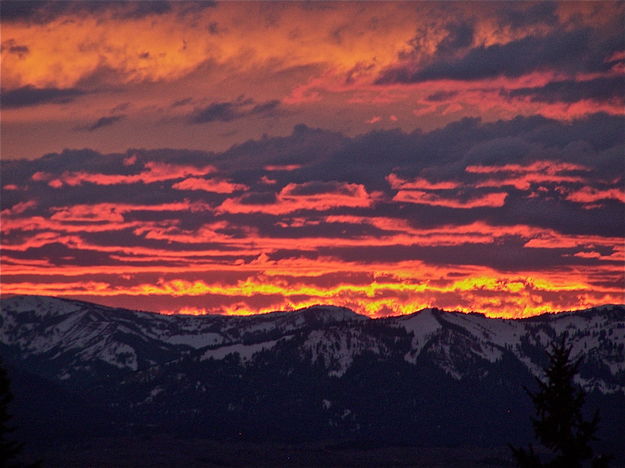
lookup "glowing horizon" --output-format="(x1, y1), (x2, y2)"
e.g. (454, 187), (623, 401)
(1, 1), (624, 318)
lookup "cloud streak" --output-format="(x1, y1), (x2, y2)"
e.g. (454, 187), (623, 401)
(189, 98), (282, 124)
(1, 85), (85, 108)
(78, 115), (126, 132)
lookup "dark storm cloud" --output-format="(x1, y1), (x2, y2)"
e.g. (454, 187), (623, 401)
(1, 86), (86, 109)
(189, 98), (282, 124)
(377, 28), (622, 83)
(313, 240), (619, 271)
(436, 21), (475, 56)
(494, 194), (625, 239)
(498, 2), (558, 29)
(5, 113), (621, 187)
(522, 112), (623, 153)
(4, 242), (116, 267)
(505, 76), (625, 104)
(0, 1), (60, 22)
(0, 1), (187, 23)
(249, 99), (282, 115)
(212, 124), (347, 172)
(399, 19), (475, 63)
(77, 115), (127, 132)
(16, 148), (214, 176)
(190, 99), (244, 123)
(260, 219), (388, 241)
(79, 228), (225, 252)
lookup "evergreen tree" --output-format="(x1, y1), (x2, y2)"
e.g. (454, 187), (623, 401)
(511, 334), (611, 467)
(0, 359), (24, 467)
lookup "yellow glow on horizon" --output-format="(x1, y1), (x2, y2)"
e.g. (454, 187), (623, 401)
(3, 271), (621, 319)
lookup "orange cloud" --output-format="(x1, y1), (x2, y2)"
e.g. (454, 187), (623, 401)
(388, 161), (596, 196)
(263, 165), (302, 172)
(395, 73), (625, 123)
(475, 174), (588, 191)
(565, 187), (625, 205)
(387, 173), (460, 190)
(48, 201), (210, 223)
(32, 162), (216, 188)
(0, 3), (447, 93)
(465, 161), (590, 174)
(458, 160), (609, 192)
(0, 200), (37, 216)
(172, 177), (248, 193)
(218, 181), (374, 214)
(393, 190), (507, 208)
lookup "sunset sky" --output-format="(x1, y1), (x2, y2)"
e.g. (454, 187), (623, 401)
(1, 1), (624, 317)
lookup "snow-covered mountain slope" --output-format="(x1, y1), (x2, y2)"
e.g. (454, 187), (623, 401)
(1, 295), (624, 393)
(3, 295), (625, 450)
(0, 295), (366, 382)
(389, 307), (625, 392)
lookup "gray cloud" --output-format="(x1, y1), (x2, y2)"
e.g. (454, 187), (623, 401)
(189, 98), (282, 124)
(1, 86), (86, 109)
(426, 91), (459, 102)
(497, 2), (558, 29)
(1, 39), (30, 57)
(77, 115), (126, 132)
(505, 76), (625, 104)
(377, 28), (622, 84)
(436, 21), (475, 56)
(0, 1), (208, 23)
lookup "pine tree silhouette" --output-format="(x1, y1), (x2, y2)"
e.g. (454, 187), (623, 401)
(0, 359), (24, 467)
(510, 334), (611, 467)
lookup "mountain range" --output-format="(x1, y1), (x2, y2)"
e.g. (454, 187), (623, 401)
(1, 295), (624, 460)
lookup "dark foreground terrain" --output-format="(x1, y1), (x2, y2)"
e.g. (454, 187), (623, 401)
(22, 437), (517, 467)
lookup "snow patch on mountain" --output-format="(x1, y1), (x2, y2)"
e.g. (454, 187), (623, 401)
(0, 295), (82, 316)
(201, 339), (281, 362)
(302, 327), (387, 377)
(394, 308), (443, 363)
(77, 341), (139, 371)
(165, 333), (223, 348)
